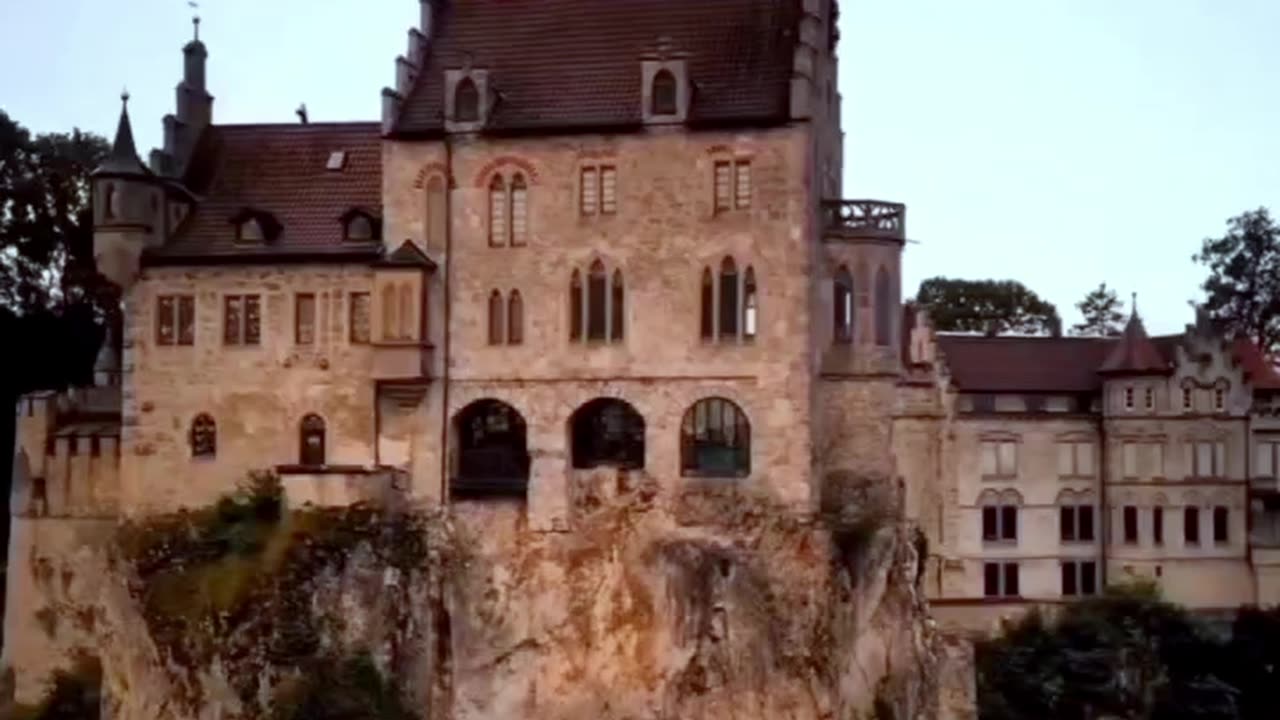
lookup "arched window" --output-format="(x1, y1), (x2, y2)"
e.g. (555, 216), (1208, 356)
(507, 290), (524, 345)
(382, 284), (398, 341)
(651, 69), (678, 115)
(455, 77), (480, 123)
(570, 270), (583, 341)
(345, 214), (375, 242)
(834, 265), (853, 343)
(874, 266), (892, 346)
(452, 399), (530, 496)
(571, 398), (645, 469)
(587, 261), (607, 341)
(719, 257), (739, 338)
(488, 290), (505, 345)
(681, 398), (750, 477)
(238, 218), (265, 243)
(191, 414), (216, 458)
(611, 270), (625, 342)
(300, 414), (326, 466)
(700, 268), (714, 340)
(426, 176), (447, 246)
(488, 175), (507, 247)
(743, 267), (758, 340)
(509, 174), (528, 246)
(104, 184), (117, 220)
(399, 284), (415, 340)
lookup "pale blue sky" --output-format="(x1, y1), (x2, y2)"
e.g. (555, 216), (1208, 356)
(4, 0), (1278, 335)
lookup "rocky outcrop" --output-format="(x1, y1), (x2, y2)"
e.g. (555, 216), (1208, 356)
(4, 472), (974, 720)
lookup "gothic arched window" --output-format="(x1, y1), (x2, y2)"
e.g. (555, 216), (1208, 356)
(300, 414), (326, 466)
(488, 175), (507, 247)
(681, 398), (750, 477)
(700, 268), (714, 340)
(508, 290), (524, 345)
(571, 398), (645, 469)
(488, 290), (505, 345)
(651, 70), (678, 115)
(191, 414), (216, 458)
(611, 270), (625, 342)
(587, 261), (607, 341)
(834, 265), (853, 344)
(743, 267), (758, 340)
(719, 257), (739, 338)
(455, 77), (480, 123)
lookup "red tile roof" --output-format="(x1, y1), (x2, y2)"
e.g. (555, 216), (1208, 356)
(146, 122), (382, 262)
(1232, 337), (1280, 390)
(393, 0), (800, 135)
(1099, 314), (1169, 375)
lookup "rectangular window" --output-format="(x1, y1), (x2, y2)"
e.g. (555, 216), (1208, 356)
(223, 295), (260, 346)
(295, 293), (316, 345)
(734, 160), (751, 209)
(1123, 442), (1139, 478)
(983, 563), (1000, 597)
(580, 167), (598, 215)
(1057, 441), (1095, 477)
(1257, 440), (1278, 478)
(1003, 562), (1020, 597)
(510, 183), (528, 246)
(1214, 388), (1225, 411)
(156, 295), (195, 346)
(1078, 505), (1095, 541)
(1061, 562), (1078, 597)
(1150, 442), (1165, 478)
(1062, 562), (1097, 597)
(1185, 506), (1201, 545)
(1153, 506), (1164, 545)
(1145, 387), (1155, 410)
(1001, 505), (1018, 541)
(713, 161), (732, 212)
(983, 562), (1020, 598)
(983, 505), (1018, 543)
(349, 292), (371, 344)
(1124, 386), (1135, 410)
(1213, 506), (1229, 544)
(982, 507), (998, 542)
(981, 440), (1018, 477)
(1060, 506), (1076, 542)
(1123, 506), (1139, 544)
(178, 296), (195, 345)
(1081, 561), (1097, 595)
(156, 295), (176, 346)
(600, 166), (617, 214)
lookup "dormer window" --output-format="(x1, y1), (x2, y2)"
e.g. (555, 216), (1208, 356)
(341, 209), (379, 242)
(238, 218), (265, 243)
(455, 78), (479, 122)
(231, 209), (280, 245)
(651, 70), (678, 115)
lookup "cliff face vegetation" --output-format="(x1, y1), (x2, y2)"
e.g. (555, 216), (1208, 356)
(7, 471), (973, 720)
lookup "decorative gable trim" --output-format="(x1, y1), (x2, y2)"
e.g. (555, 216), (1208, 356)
(472, 156), (539, 187)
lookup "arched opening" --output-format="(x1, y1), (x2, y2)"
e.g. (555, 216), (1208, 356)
(587, 260), (607, 341)
(700, 268), (714, 340)
(681, 398), (750, 477)
(571, 398), (645, 470)
(488, 175), (507, 246)
(834, 265), (853, 343)
(507, 290), (524, 345)
(455, 77), (480, 122)
(510, 173), (528, 246)
(488, 290), (505, 345)
(191, 414), (217, 458)
(875, 266), (893, 346)
(569, 269), (583, 341)
(452, 399), (530, 496)
(610, 269), (625, 342)
(299, 414), (326, 466)
(719, 257), (739, 338)
(651, 69), (678, 115)
(345, 214), (375, 242)
(743, 266), (758, 340)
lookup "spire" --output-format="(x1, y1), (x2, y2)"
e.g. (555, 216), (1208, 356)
(93, 91), (150, 177)
(1099, 307), (1168, 375)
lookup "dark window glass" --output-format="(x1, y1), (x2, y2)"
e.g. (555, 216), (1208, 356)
(1081, 562), (1097, 595)
(1060, 506), (1076, 542)
(191, 414), (216, 458)
(719, 257), (738, 338)
(1123, 506), (1139, 543)
(1003, 563), (1020, 597)
(1079, 505), (1095, 541)
(587, 262), (607, 341)
(570, 398), (645, 470)
(1001, 505), (1018, 541)
(244, 296), (261, 345)
(507, 291), (524, 345)
(223, 296), (242, 345)
(1024, 395), (1046, 412)
(1153, 506), (1164, 544)
(1185, 507), (1200, 544)
(157, 296), (176, 346)
(488, 290), (505, 345)
(651, 69), (677, 115)
(569, 270), (583, 341)
(452, 400), (530, 497)
(680, 398), (751, 477)
(455, 77), (480, 122)
(982, 507), (998, 542)
(874, 266), (892, 346)
(1213, 506), (1229, 544)
(300, 414), (326, 466)
(833, 266), (853, 343)
(178, 296), (195, 345)
(1062, 562), (1078, 596)
(743, 267), (757, 341)
(972, 395), (995, 413)
(983, 563), (1000, 597)
(611, 270), (625, 342)
(700, 268), (714, 340)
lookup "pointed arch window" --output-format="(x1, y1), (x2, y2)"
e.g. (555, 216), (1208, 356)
(718, 257), (739, 338)
(651, 69), (678, 115)
(587, 261), (607, 341)
(700, 268), (714, 340)
(701, 258), (757, 343)
(874, 266), (892, 347)
(488, 290), (505, 345)
(455, 77), (480, 123)
(507, 290), (524, 345)
(743, 267), (758, 340)
(681, 398), (750, 477)
(611, 270), (625, 341)
(834, 265), (853, 343)
(570, 270), (584, 341)
(300, 414), (326, 466)
(191, 414), (216, 458)
(488, 175), (507, 247)
(509, 174), (528, 246)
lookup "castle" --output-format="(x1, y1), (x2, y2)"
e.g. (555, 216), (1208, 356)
(5, 0), (1279, 714)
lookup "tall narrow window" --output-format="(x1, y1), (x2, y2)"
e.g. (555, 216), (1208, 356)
(834, 266), (853, 343)
(570, 270), (583, 341)
(734, 160), (751, 209)
(1213, 506), (1229, 544)
(295, 293), (316, 345)
(104, 184), (117, 220)
(1124, 387), (1135, 410)
(700, 268), (714, 340)
(580, 167), (599, 215)
(223, 295), (261, 346)
(1145, 387), (1155, 410)
(611, 270), (625, 342)
(1153, 506), (1164, 545)
(874, 266), (892, 347)
(426, 176), (447, 247)
(158, 295), (196, 347)
(719, 257), (739, 339)
(1182, 386), (1193, 412)
(454, 77), (479, 122)
(743, 267), (757, 341)
(587, 262), (607, 341)
(190, 414), (216, 458)
(488, 290), (505, 345)
(507, 290), (524, 345)
(600, 166), (617, 214)
(509, 174), (528, 246)
(399, 284), (415, 340)
(651, 69), (677, 115)
(1214, 387), (1226, 412)
(349, 292), (371, 344)
(714, 161), (732, 213)
(1184, 506), (1201, 545)
(382, 285), (398, 341)
(300, 414), (326, 466)
(157, 296), (176, 346)
(1123, 506), (1139, 544)
(488, 175), (507, 247)
(177, 296), (195, 345)
(681, 398), (751, 477)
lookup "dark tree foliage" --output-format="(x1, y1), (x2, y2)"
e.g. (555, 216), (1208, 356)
(977, 583), (1280, 720)
(1072, 282), (1125, 337)
(913, 277), (1061, 336)
(1193, 208), (1280, 355)
(270, 655), (416, 720)
(4, 656), (102, 719)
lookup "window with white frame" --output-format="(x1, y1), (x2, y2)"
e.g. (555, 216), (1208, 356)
(1187, 440), (1227, 478)
(579, 165), (617, 216)
(713, 159), (751, 214)
(1056, 440), (1095, 477)
(981, 440), (1018, 478)
(1122, 442), (1139, 478)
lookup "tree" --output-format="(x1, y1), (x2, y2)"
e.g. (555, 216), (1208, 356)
(1193, 208), (1280, 354)
(1072, 282), (1125, 336)
(913, 277), (1060, 336)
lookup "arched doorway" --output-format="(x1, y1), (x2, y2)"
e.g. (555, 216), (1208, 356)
(570, 398), (645, 470)
(452, 399), (530, 497)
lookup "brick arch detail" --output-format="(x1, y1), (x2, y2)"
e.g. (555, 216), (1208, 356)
(412, 162), (450, 190)
(473, 156), (540, 187)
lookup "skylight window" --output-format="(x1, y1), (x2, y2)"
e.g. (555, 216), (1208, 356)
(326, 151), (347, 171)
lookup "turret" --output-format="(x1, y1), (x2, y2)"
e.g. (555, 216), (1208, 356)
(92, 92), (163, 292)
(153, 17), (214, 175)
(1098, 305), (1171, 416)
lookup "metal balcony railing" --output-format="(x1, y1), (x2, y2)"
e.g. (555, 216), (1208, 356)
(821, 199), (906, 242)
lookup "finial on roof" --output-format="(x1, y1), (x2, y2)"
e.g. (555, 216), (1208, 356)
(194, 15), (200, 41)
(121, 88), (130, 106)
(1132, 292), (1138, 318)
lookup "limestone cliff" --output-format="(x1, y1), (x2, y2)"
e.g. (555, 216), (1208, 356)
(3, 474), (974, 720)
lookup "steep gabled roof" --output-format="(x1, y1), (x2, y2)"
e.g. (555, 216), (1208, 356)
(392, 0), (801, 135)
(145, 122), (381, 262)
(937, 335), (1117, 393)
(1098, 314), (1169, 375)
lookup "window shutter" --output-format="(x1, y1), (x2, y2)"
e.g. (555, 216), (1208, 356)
(600, 166), (617, 214)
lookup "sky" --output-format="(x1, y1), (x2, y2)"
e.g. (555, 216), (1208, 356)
(4, 0), (1280, 335)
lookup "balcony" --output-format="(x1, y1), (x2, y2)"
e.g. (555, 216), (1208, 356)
(821, 199), (906, 243)
(373, 342), (433, 406)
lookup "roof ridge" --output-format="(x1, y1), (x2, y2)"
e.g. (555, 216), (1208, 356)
(215, 121), (379, 131)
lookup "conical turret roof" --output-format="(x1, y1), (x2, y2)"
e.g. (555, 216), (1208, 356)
(94, 93), (151, 178)
(1099, 312), (1168, 375)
